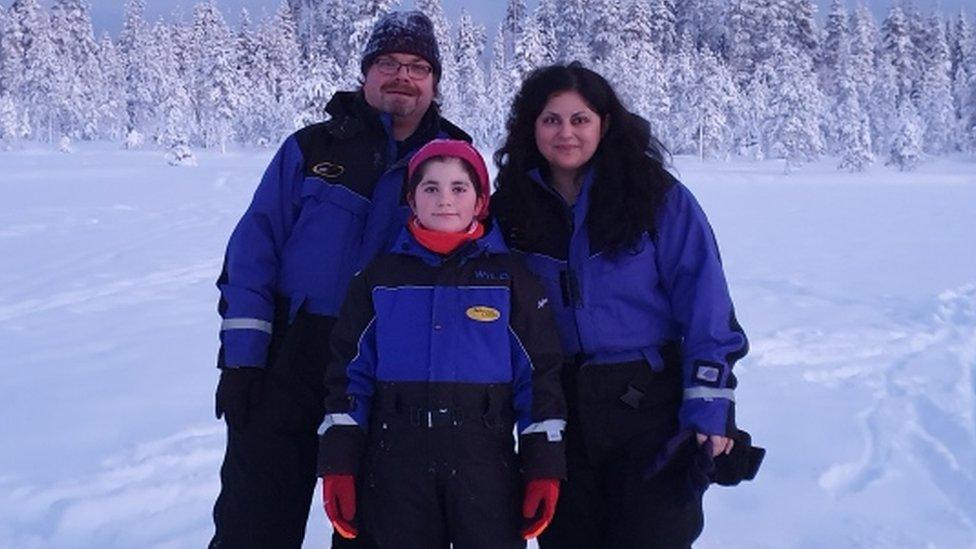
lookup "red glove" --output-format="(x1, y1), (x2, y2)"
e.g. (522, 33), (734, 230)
(322, 475), (358, 539)
(521, 478), (560, 540)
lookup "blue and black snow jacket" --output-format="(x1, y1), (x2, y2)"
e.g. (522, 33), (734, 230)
(215, 91), (469, 369)
(317, 223), (567, 480)
(491, 167), (748, 438)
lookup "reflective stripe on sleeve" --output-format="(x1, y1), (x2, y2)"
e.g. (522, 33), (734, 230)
(520, 418), (567, 442)
(317, 413), (358, 435)
(220, 318), (273, 334)
(683, 387), (735, 402)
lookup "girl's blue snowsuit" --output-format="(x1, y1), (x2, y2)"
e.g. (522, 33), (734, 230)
(318, 223), (567, 549)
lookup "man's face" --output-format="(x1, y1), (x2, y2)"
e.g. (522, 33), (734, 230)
(362, 53), (436, 120)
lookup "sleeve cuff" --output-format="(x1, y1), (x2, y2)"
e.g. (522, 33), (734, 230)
(317, 425), (366, 476)
(220, 329), (272, 367)
(679, 396), (735, 436)
(519, 432), (567, 480)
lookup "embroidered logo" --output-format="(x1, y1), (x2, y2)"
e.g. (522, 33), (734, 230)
(537, 298), (548, 309)
(474, 269), (510, 281)
(312, 161), (345, 179)
(466, 306), (501, 322)
(695, 364), (721, 384)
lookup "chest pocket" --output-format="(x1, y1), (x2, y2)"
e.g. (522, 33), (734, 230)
(285, 178), (370, 303)
(588, 237), (661, 344)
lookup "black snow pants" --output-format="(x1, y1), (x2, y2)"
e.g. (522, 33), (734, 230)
(210, 306), (377, 548)
(357, 383), (526, 549)
(539, 349), (704, 549)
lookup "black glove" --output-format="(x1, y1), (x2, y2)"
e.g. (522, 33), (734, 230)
(215, 367), (266, 429)
(712, 429), (765, 486)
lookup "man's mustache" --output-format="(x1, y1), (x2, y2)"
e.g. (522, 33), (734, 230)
(381, 83), (418, 95)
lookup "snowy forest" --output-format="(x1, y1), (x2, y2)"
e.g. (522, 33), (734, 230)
(0, 0), (975, 171)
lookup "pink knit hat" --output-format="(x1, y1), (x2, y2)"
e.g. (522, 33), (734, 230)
(407, 139), (490, 219)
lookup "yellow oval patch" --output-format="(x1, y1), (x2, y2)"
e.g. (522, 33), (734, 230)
(466, 306), (501, 322)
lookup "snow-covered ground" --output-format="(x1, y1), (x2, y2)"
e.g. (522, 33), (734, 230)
(1, 143), (974, 548)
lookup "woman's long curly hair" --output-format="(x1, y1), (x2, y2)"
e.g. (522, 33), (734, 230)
(494, 62), (673, 254)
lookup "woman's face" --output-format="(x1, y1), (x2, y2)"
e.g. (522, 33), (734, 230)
(534, 90), (604, 178)
(409, 159), (483, 233)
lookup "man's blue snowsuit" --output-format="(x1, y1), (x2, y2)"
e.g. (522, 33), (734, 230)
(210, 90), (468, 548)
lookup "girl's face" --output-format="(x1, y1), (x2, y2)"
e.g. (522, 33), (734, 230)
(534, 90), (604, 179)
(410, 159), (483, 233)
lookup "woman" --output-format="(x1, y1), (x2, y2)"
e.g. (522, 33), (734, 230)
(491, 62), (749, 548)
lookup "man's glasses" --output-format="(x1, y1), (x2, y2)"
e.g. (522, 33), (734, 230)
(373, 57), (434, 80)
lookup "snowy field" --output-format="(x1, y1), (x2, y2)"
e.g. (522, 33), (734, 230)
(1, 143), (974, 548)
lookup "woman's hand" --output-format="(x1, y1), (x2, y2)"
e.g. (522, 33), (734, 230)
(696, 433), (734, 458)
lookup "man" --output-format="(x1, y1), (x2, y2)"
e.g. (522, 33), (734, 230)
(210, 11), (470, 548)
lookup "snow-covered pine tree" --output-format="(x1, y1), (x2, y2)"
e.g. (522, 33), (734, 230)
(648, 0), (677, 55)
(295, 52), (340, 128)
(7, 0), (58, 142)
(887, 99), (923, 170)
(868, 54), (899, 156)
(667, 32), (698, 153)
(0, 93), (17, 148)
(341, 0), (397, 88)
(833, 20), (873, 172)
(49, 0), (101, 141)
(0, 4), (6, 96)
(534, 0), (559, 64)
(917, 12), (955, 154)
(234, 8), (258, 144)
(287, 0), (325, 60)
(688, 46), (738, 159)
(765, 40), (824, 170)
(819, 0), (847, 98)
(725, 0), (765, 88)
(152, 21), (195, 166)
(848, 6), (878, 138)
(190, 1), (238, 152)
(513, 13), (548, 85)
(785, 0), (818, 60)
(880, 4), (917, 108)
(263, 0), (303, 141)
(416, 0), (460, 121)
(616, 0), (670, 142)
(556, 0), (589, 63)
(321, 0), (353, 71)
(949, 11), (975, 151)
(486, 24), (513, 149)
(452, 10), (489, 146)
(118, 0), (154, 146)
(589, 0), (622, 68)
(0, 4), (20, 140)
(0, 3), (17, 146)
(674, 0), (725, 53)
(502, 0), (527, 62)
(0, 4), (19, 147)
(96, 32), (125, 141)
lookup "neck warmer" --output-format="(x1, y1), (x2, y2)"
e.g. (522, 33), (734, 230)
(407, 216), (484, 255)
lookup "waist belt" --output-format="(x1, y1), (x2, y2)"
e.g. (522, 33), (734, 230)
(409, 407), (464, 428)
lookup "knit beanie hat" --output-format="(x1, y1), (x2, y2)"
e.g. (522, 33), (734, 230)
(361, 11), (442, 80)
(407, 139), (491, 220)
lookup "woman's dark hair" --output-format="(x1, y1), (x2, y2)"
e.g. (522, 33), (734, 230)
(494, 62), (673, 253)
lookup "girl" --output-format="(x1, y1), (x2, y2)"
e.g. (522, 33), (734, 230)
(316, 140), (566, 548)
(492, 63), (751, 548)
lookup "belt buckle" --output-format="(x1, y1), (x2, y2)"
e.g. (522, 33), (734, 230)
(426, 408), (462, 428)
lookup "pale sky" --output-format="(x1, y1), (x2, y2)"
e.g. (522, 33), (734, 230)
(55, 0), (976, 39)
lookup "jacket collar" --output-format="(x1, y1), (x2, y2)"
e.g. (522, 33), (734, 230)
(526, 165), (596, 231)
(391, 219), (509, 266)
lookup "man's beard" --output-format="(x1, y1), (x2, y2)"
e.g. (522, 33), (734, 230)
(379, 83), (420, 117)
